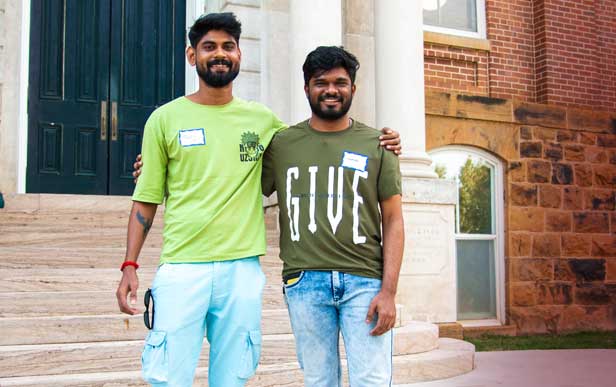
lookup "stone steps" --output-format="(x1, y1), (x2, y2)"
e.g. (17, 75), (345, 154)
(0, 288), (286, 318)
(0, 194), (476, 385)
(0, 310), (293, 345)
(0, 321), (428, 379)
(0, 262), (283, 292)
(0, 339), (474, 386)
(0, 305), (407, 346)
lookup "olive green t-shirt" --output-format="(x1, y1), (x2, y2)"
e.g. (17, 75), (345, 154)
(262, 119), (402, 279)
(133, 96), (286, 263)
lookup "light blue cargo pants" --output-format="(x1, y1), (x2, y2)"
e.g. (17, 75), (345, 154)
(141, 257), (265, 387)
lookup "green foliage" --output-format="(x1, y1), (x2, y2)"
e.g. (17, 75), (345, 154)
(467, 331), (616, 352)
(458, 157), (491, 234)
(434, 164), (448, 179)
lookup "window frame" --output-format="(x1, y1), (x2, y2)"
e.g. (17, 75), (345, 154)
(423, 0), (487, 39)
(429, 145), (505, 325)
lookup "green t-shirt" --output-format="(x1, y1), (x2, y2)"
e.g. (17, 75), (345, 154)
(262, 119), (402, 279)
(133, 96), (286, 263)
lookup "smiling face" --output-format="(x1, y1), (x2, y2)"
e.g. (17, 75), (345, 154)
(305, 67), (356, 121)
(187, 29), (241, 88)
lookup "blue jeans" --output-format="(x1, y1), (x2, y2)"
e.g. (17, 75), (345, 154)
(141, 257), (265, 387)
(284, 270), (393, 387)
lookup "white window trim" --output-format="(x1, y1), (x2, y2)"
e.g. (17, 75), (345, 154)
(423, 0), (487, 39)
(430, 145), (505, 326)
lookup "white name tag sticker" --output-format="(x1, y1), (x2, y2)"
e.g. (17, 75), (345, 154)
(178, 128), (206, 147)
(341, 151), (368, 172)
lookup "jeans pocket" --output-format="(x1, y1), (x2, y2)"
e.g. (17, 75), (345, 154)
(237, 329), (262, 379)
(141, 331), (168, 384)
(282, 271), (305, 290)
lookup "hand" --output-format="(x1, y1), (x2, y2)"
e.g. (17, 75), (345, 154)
(379, 127), (402, 155)
(366, 290), (397, 336)
(116, 266), (140, 315)
(132, 154), (143, 184)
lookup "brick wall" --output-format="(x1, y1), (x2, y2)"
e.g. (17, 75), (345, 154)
(424, 43), (490, 96)
(423, 0), (616, 111)
(426, 91), (616, 334)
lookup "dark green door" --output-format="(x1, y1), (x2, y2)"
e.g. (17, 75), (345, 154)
(27, 0), (186, 195)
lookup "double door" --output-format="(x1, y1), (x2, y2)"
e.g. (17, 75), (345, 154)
(27, 0), (186, 195)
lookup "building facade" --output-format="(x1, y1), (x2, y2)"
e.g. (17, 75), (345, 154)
(0, 0), (614, 334)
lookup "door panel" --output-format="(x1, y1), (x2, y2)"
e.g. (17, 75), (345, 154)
(27, 0), (111, 194)
(108, 0), (186, 195)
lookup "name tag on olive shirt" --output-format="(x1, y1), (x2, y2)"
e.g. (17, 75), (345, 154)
(341, 151), (368, 172)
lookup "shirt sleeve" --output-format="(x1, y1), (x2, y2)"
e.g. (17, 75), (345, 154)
(377, 148), (402, 201)
(132, 112), (168, 204)
(261, 135), (277, 197)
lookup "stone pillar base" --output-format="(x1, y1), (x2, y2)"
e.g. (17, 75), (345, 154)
(397, 177), (458, 323)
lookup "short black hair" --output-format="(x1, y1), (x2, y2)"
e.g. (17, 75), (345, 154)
(188, 12), (242, 47)
(302, 46), (360, 85)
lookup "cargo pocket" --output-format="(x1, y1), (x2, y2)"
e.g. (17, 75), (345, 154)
(237, 329), (262, 380)
(141, 330), (168, 384)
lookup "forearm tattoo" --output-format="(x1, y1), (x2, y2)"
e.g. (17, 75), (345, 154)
(136, 210), (152, 237)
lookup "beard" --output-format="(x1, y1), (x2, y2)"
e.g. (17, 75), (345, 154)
(308, 92), (353, 120)
(196, 58), (240, 88)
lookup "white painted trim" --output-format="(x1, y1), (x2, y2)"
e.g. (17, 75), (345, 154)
(17, 0), (32, 193)
(429, 145), (506, 326)
(423, 0), (486, 39)
(185, 0), (206, 94)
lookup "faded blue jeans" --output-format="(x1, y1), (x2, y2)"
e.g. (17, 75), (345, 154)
(284, 270), (393, 387)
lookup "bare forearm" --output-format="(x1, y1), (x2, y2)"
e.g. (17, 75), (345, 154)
(125, 201), (157, 262)
(381, 196), (404, 295)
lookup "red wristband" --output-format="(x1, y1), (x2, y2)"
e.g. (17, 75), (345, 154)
(121, 261), (139, 271)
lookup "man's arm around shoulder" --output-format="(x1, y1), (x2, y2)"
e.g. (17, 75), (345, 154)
(366, 194), (404, 336)
(116, 201), (158, 315)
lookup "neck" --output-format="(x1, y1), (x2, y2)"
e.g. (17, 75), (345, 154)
(309, 114), (352, 132)
(186, 80), (233, 105)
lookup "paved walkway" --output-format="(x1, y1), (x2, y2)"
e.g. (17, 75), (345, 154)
(398, 349), (616, 387)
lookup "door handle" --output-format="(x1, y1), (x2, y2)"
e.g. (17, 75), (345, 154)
(111, 101), (118, 141)
(100, 101), (108, 141)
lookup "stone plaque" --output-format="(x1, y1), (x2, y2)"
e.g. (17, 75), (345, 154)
(401, 206), (451, 275)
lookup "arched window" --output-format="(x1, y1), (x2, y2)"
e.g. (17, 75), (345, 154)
(430, 146), (505, 324)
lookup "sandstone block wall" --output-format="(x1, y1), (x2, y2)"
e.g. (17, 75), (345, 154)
(426, 91), (616, 334)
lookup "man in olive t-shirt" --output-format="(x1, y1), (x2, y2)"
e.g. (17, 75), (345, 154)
(261, 47), (404, 387)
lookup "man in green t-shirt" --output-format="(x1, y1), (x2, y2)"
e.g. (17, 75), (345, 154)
(118, 12), (401, 387)
(261, 46), (404, 387)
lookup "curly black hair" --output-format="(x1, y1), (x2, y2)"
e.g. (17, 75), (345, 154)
(188, 12), (242, 47)
(302, 46), (360, 85)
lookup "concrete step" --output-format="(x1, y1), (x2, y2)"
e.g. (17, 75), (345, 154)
(0, 309), (295, 345)
(0, 338), (474, 386)
(0, 287), (287, 318)
(0, 246), (281, 270)
(0, 304), (407, 346)
(0, 320), (423, 378)
(0, 261), (283, 293)
(0, 336), (297, 378)
(0, 194), (133, 213)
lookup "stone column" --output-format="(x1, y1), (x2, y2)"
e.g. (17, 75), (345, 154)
(289, 0), (342, 124)
(374, 0), (458, 323)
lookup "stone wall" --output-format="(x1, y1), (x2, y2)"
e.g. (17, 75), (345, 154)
(0, 0), (23, 195)
(425, 90), (616, 334)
